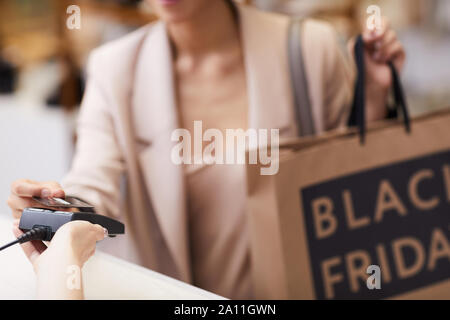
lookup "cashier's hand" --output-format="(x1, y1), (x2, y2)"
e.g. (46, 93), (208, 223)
(12, 220), (106, 299)
(7, 179), (66, 219)
(12, 220), (106, 272)
(348, 17), (406, 121)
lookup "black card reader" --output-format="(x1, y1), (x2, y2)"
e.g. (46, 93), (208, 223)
(18, 208), (125, 241)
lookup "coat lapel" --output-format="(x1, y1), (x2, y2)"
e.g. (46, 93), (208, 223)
(132, 22), (191, 283)
(239, 6), (297, 137)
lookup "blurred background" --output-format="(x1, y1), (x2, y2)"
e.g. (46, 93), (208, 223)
(0, 0), (449, 215)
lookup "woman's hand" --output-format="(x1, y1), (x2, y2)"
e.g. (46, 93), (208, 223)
(349, 17), (406, 122)
(12, 220), (106, 299)
(7, 179), (66, 219)
(362, 18), (406, 89)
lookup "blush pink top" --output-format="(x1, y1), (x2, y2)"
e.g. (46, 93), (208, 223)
(185, 161), (252, 299)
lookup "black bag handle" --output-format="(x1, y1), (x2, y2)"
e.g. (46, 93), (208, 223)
(348, 35), (411, 144)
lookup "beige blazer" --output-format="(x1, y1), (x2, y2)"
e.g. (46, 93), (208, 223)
(62, 5), (353, 284)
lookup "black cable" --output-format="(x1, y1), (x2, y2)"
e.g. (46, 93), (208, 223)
(0, 239), (20, 251)
(0, 227), (49, 252)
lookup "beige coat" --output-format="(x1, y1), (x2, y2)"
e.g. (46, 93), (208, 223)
(62, 5), (353, 285)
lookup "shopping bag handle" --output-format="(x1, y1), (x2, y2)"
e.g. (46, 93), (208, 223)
(348, 35), (411, 144)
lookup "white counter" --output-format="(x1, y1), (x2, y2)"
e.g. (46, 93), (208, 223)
(0, 215), (224, 300)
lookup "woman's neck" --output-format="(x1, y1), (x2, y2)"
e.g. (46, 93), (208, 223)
(167, 1), (239, 57)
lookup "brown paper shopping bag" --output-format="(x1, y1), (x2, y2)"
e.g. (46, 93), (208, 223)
(246, 36), (450, 300)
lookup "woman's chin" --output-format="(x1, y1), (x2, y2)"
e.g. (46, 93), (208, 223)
(150, 0), (205, 24)
(159, 12), (193, 24)
(158, 0), (181, 5)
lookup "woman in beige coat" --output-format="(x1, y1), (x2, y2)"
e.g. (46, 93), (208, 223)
(8, 0), (405, 299)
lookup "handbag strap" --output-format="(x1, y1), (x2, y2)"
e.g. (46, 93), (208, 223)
(348, 35), (411, 144)
(288, 19), (316, 137)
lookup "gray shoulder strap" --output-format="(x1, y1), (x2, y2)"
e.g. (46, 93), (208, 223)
(288, 19), (315, 137)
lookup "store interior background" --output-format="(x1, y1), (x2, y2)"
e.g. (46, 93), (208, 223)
(0, 0), (449, 215)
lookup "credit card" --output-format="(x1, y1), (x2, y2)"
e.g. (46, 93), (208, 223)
(32, 196), (94, 209)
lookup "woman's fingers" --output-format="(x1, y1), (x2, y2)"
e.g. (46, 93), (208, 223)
(385, 42), (406, 71)
(362, 17), (390, 47)
(11, 180), (44, 197)
(374, 31), (405, 70)
(8, 194), (34, 219)
(11, 180), (64, 199)
(8, 180), (66, 220)
(360, 16), (406, 72)
(41, 181), (66, 198)
(8, 193), (58, 219)
(373, 30), (396, 61)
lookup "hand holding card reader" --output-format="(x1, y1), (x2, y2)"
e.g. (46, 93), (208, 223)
(19, 208), (125, 241)
(0, 197), (125, 251)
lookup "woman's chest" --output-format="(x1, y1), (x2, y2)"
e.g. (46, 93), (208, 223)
(176, 64), (248, 132)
